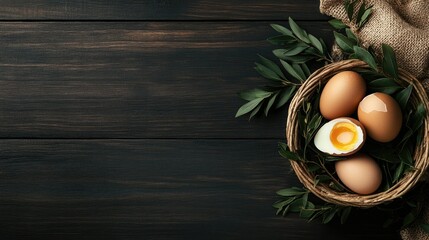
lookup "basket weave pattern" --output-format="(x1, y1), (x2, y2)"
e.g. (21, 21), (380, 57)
(286, 59), (429, 207)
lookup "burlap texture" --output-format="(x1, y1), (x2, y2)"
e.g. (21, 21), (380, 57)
(320, 1), (429, 239)
(320, 0), (429, 91)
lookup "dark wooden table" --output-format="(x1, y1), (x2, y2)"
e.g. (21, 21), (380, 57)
(0, 1), (401, 239)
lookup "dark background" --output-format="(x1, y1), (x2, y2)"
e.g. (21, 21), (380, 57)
(0, 1), (401, 239)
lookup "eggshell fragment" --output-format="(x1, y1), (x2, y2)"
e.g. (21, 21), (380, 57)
(335, 153), (382, 195)
(319, 71), (366, 120)
(357, 92), (402, 142)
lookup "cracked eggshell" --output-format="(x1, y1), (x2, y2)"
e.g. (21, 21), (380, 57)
(358, 92), (402, 142)
(313, 117), (366, 156)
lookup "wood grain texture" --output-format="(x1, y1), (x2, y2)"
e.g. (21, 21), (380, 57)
(0, 21), (333, 139)
(0, 139), (400, 239)
(0, 0), (327, 20)
(0, 1), (404, 239)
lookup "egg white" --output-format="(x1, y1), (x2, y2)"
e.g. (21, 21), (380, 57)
(313, 118), (365, 156)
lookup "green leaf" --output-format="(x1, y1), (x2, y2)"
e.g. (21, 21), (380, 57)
(292, 63), (307, 82)
(275, 86), (296, 109)
(235, 98), (265, 118)
(345, 28), (357, 44)
(272, 47), (308, 59)
(420, 224), (429, 234)
(328, 19), (347, 29)
(275, 206), (282, 215)
(340, 207), (352, 224)
(308, 34), (324, 54)
(307, 163), (320, 173)
(249, 101), (263, 120)
(273, 197), (296, 209)
(276, 187), (307, 197)
(255, 62), (282, 81)
(285, 46), (309, 57)
(306, 201), (315, 210)
(280, 60), (305, 82)
(270, 24), (293, 36)
(239, 88), (272, 101)
(289, 197), (305, 212)
(300, 208), (316, 219)
(264, 92), (279, 116)
(395, 85), (413, 110)
(358, 7), (373, 27)
(398, 111), (413, 146)
(314, 175), (331, 186)
(398, 144), (413, 165)
(307, 114), (323, 137)
(382, 44), (399, 79)
(346, 0), (356, 22)
(288, 17), (310, 43)
(393, 162), (405, 183)
(320, 38), (328, 54)
(411, 103), (426, 131)
(267, 35), (296, 45)
(367, 45), (377, 57)
(279, 144), (300, 160)
(416, 127), (424, 145)
(303, 47), (320, 56)
(301, 63), (311, 78)
(368, 78), (402, 94)
(322, 208), (337, 224)
(334, 31), (354, 53)
(258, 55), (285, 79)
(353, 46), (377, 70)
(302, 192), (309, 207)
(348, 53), (357, 59)
(364, 140), (400, 163)
(308, 210), (324, 222)
(356, 3), (366, 24)
(356, 69), (384, 81)
(300, 201), (316, 219)
(368, 78), (400, 88)
(278, 142), (288, 150)
(329, 181), (346, 192)
(398, 129), (413, 150)
(282, 205), (291, 216)
(279, 55), (315, 64)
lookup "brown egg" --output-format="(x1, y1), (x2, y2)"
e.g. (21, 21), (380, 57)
(319, 71), (366, 120)
(357, 92), (402, 142)
(335, 153), (382, 195)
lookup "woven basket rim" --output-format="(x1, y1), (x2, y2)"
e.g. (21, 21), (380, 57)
(285, 59), (429, 208)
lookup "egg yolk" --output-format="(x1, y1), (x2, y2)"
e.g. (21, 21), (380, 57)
(330, 122), (358, 151)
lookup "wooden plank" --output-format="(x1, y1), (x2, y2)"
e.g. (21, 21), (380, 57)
(0, 139), (399, 239)
(0, 0), (327, 20)
(0, 21), (333, 139)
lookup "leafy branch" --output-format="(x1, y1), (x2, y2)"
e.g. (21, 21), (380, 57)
(273, 187), (352, 224)
(235, 18), (333, 119)
(271, 17), (333, 63)
(345, 0), (373, 29)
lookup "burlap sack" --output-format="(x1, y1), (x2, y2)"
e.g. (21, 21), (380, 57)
(320, 0), (429, 90)
(320, 1), (429, 239)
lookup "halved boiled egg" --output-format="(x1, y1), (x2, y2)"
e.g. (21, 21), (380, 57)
(313, 117), (366, 156)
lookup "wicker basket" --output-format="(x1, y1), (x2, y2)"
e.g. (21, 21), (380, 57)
(286, 59), (429, 208)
